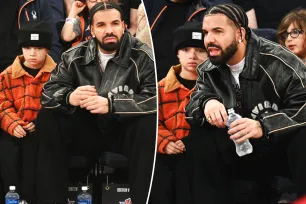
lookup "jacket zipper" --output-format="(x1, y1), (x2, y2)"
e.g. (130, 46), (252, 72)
(239, 76), (247, 117)
(98, 59), (114, 94)
(98, 63), (105, 94)
(216, 67), (237, 109)
(18, 0), (35, 28)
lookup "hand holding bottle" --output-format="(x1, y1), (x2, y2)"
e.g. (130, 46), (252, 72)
(228, 118), (263, 143)
(227, 108), (254, 157)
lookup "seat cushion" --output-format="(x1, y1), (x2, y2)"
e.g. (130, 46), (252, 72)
(100, 152), (128, 168)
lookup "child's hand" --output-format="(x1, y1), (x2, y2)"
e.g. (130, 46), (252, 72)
(13, 125), (26, 138)
(69, 1), (86, 17)
(175, 140), (186, 152)
(23, 122), (35, 132)
(164, 141), (184, 154)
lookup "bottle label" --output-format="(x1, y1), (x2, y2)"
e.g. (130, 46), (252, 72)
(5, 199), (19, 204)
(78, 200), (91, 204)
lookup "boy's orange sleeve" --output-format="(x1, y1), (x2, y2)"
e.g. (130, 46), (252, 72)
(0, 73), (25, 135)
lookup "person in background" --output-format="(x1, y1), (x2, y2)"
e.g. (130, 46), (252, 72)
(277, 8), (306, 64)
(48, 0), (66, 22)
(233, 0), (305, 29)
(0, 0), (61, 72)
(61, 0), (119, 46)
(35, 3), (156, 204)
(150, 21), (208, 204)
(120, 0), (141, 36)
(64, 0), (75, 16)
(0, 21), (56, 204)
(143, 0), (206, 80)
(276, 10), (306, 201)
(135, 3), (152, 47)
(185, 3), (306, 204)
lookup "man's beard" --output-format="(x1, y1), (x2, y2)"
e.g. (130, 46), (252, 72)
(95, 34), (121, 52)
(207, 40), (238, 65)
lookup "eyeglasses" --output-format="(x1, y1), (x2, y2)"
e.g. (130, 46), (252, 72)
(281, 29), (304, 40)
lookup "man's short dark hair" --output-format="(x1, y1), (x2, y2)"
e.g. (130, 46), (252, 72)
(89, 2), (124, 25)
(205, 3), (251, 40)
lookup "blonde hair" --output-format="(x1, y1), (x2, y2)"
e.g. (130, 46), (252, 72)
(277, 8), (306, 46)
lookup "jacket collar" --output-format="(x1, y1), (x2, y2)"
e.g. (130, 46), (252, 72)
(83, 31), (132, 68)
(164, 65), (182, 92)
(12, 54), (56, 79)
(240, 30), (261, 80)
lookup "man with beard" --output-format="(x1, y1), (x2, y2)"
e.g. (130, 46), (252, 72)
(185, 3), (306, 204)
(34, 2), (156, 204)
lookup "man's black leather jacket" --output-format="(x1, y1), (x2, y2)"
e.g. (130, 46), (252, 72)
(186, 31), (306, 139)
(41, 32), (156, 116)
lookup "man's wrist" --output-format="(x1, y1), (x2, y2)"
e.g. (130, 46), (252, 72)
(107, 97), (113, 113)
(256, 120), (264, 138)
(256, 121), (262, 129)
(66, 91), (75, 106)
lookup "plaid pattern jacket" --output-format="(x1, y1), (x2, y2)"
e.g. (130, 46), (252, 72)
(0, 55), (56, 135)
(158, 65), (194, 153)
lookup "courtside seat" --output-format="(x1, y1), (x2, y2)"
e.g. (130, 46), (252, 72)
(99, 152), (129, 203)
(100, 151), (128, 170)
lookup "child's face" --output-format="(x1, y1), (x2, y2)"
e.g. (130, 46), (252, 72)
(285, 23), (306, 59)
(177, 47), (208, 75)
(22, 47), (48, 68)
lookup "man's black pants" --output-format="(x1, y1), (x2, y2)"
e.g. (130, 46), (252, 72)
(187, 125), (306, 204)
(35, 108), (156, 204)
(0, 130), (38, 204)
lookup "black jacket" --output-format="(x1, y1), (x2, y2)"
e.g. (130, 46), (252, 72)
(144, 0), (233, 33)
(186, 31), (306, 139)
(41, 32), (156, 117)
(147, 0), (207, 36)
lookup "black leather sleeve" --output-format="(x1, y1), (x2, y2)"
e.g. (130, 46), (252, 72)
(259, 58), (306, 138)
(185, 63), (222, 126)
(111, 48), (157, 116)
(41, 53), (76, 113)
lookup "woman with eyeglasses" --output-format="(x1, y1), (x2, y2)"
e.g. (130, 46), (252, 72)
(61, 0), (119, 47)
(277, 8), (306, 64)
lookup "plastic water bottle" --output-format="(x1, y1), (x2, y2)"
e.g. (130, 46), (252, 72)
(227, 108), (253, 157)
(77, 186), (92, 204)
(5, 186), (19, 204)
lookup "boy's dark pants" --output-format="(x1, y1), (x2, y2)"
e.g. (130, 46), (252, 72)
(0, 129), (38, 204)
(35, 108), (156, 204)
(150, 151), (192, 204)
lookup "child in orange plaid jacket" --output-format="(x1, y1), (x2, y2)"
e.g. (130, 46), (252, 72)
(0, 21), (56, 203)
(151, 21), (208, 204)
